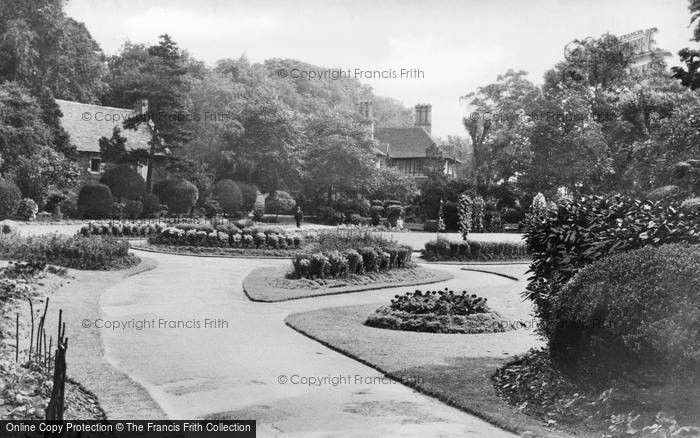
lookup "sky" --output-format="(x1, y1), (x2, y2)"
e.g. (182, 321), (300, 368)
(65, 0), (697, 139)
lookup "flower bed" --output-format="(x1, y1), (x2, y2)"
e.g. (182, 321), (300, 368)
(0, 233), (138, 270)
(148, 224), (310, 250)
(422, 238), (528, 262)
(78, 221), (167, 238)
(365, 288), (514, 334)
(291, 246), (412, 279)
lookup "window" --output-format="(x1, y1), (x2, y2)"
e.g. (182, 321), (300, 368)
(415, 160), (423, 174)
(90, 158), (102, 173)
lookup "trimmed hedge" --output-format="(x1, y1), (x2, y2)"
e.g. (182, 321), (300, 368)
(150, 225), (304, 250)
(524, 195), (700, 325)
(423, 239), (528, 261)
(17, 198), (38, 221)
(212, 179), (243, 215)
(78, 183), (113, 219)
(548, 244), (700, 385)
(153, 179), (199, 214)
(0, 178), (21, 218)
(99, 165), (146, 200)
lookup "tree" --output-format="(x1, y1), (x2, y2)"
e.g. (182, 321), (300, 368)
(370, 168), (418, 204)
(106, 35), (198, 192)
(211, 179), (243, 215)
(0, 0), (108, 102)
(12, 145), (79, 207)
(672, 0), (700, 90)
(303, 113), (377, 202)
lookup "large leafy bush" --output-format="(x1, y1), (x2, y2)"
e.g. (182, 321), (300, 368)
(234, 181), (259, 211)
(548, 244), (700, 386)
(265, 190), (296, 215)
(211, 179), (243, 215)
(99, 165), (146, 200)
(78, 183), (113, 219)
(0, 178), (21, 217)
(525, 195), (700, 324)
(17, 198), (38, 221)
(153, 179), (198, 214)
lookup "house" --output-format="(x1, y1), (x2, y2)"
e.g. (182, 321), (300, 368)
(360, 102), (460, 181)
(55, 99), (167, 181)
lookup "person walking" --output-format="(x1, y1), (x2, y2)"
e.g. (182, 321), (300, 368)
(294, 206), (304, 228)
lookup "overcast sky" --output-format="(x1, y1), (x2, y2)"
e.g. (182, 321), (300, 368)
(66, 0), (696, 139)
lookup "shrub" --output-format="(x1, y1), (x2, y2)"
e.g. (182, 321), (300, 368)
(457, 193), (473, 240)
(308, 252), (330, 278)
(343, 249), (364, 274)
(422, 238), (526, 261)
(211, 179), (243, 215)
(253, 194), (265, 220)
(142, 194), (161, 217)
(153, 179), (198, 214)
(265, 190), (296, 215)
(0, 178), (22, 218)
(442, 201), (459, 231)
(370, 205), (384, 226)
(348, 213), (363, 225)
(548, 244), (700, 386)
(357, 247), (379, 272)
(200, 197), (222, 218)
(124, 200), (143, 219)
(386, 205), (403, 227)
(327, 250), (349, 277)
(389, 289), (490, 315)
(318, 206), (343, 225)
(235, 181), (259, 211)
(99, 165), (146, 200)
(78, 183), (113, 219)
(525, 195), (700, 325)
(472, 196), (485, 232)
(0, 233), (137, 270)
(17, 198), (38, 221)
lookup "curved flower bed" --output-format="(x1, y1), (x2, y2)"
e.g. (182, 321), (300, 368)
(365, 288), (516, 334)
(79, 221), (166, 237)
(149, 225), (310, 250)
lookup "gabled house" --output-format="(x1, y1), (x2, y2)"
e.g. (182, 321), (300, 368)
(360, 102), (460, 182)
(55, 99), (167, 181)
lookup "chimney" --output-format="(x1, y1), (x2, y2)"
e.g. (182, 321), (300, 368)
(415, 104), (431, 134)
(134, 98), (149, 116)
(359, 100), (375, 139)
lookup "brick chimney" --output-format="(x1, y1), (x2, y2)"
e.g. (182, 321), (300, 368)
(134, 98), (149, 116)
(414, 104), (432, 134)
(359, 101), (375, 139)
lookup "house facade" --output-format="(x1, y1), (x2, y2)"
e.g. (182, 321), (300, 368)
(360, 102), (460, 182)
(55, 99), (167, 181)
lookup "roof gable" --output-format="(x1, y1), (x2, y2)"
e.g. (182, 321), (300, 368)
(374, 127), (436, 158)
(56, 99), (154, 153)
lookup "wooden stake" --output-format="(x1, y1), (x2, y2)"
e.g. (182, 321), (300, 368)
(15, 313), (19, 363)
(28, 299), (34, 363)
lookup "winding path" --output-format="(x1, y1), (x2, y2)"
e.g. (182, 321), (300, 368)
(87, 249), (529, 436)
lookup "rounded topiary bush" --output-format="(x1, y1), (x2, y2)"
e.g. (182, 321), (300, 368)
(78, 183), (113, 219)
(17, 198), (38, 221)
(548, 244), (700, 385)
(153, 179), (198, 214)
(235, 181), (259, 211)
(0, 178), (22, 218)
(265, 190), (296, 215)
(142, 193), (161, 217)
(99, 165), (146, 200)
(211, 179), (243, 215)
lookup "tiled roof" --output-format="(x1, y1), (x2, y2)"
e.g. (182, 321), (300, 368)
(56, 99), (154, 153)
(374, 127), (436, 158)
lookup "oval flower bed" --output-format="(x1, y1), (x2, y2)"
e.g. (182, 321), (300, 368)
(365, 288), (515, 334)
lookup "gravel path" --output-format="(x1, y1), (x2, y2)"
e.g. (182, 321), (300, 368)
(89, 250), (519, 437)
